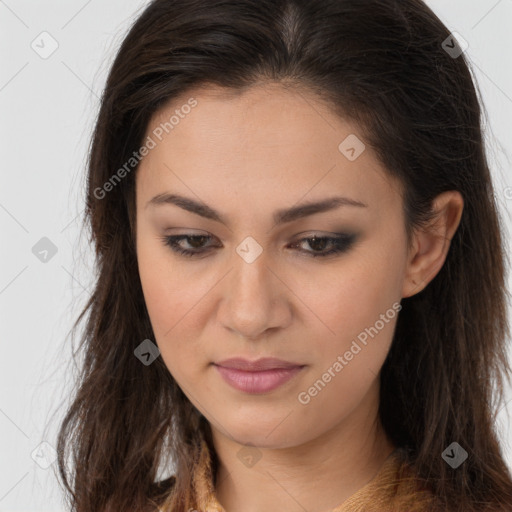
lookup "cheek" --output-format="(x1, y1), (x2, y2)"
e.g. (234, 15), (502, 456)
(137, 241), (173, 331)
(137, 235), (191, 345)
(291, 257), (402, 431)
(136, 234), (216, 381)
(299, 236), (405, 379)
(306, 254), (402, 342)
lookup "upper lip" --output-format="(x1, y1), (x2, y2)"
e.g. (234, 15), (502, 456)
(214, 357), (304, 371)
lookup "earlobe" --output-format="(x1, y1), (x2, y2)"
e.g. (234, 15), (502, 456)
(402, 191), (464, 299)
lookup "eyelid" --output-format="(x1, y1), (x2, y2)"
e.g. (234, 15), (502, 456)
(161, 230), (357, 260)
(162, 230), (348, 245)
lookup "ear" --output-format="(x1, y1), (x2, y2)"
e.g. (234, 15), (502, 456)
(402, 191), (464, 298)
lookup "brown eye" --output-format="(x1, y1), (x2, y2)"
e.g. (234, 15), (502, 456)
(161, 234), (217, 257)
(290, 234), (357, 258)
(161, 233), (357, 259)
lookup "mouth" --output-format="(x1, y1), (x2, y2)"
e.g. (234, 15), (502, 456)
(214, 357), (304, 371)
(213, 357), (306, 394)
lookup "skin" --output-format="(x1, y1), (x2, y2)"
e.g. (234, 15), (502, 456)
(135, 82), (464, 512)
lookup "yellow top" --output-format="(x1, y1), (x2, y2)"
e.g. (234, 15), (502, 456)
(157, 437), (439, 512)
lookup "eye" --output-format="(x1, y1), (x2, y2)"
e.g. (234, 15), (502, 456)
(160, 234), (217, 258)
(160, 233), (357, 259)
(290, 234), (357, 258)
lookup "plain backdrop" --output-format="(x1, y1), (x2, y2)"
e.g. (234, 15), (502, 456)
(1, 1), (511, 511)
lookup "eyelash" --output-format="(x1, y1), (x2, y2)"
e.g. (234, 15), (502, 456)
(160, 233), (356, 259)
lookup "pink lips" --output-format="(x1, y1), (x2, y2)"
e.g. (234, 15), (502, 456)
(213, 357), (305, 394)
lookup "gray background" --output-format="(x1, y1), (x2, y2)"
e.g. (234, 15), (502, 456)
(1, 1), (511, 510)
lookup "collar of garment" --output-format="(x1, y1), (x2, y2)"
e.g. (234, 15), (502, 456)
(187, 437), (436, 512)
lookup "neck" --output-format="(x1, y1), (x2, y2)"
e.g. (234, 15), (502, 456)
(212, 389), (396, 512)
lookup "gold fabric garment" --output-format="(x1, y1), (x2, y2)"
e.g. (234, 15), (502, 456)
(179, 437), (439, 512)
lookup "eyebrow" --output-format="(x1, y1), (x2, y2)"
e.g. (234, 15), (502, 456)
(146, 193), (368, 226)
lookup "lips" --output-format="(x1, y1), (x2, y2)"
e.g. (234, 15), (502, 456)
(214, 357), (303, 371)
(213, 357), (306, 394)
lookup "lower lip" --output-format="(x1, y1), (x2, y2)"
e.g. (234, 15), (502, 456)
(214, 364), (304, 394)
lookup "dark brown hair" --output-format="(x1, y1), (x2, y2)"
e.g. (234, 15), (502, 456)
(55, 0), (512, 511)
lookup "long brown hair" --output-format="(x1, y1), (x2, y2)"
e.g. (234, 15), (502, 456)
(55, 0), (512, 510)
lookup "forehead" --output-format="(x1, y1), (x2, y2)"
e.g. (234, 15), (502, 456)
(146, 82), (354, 152)
(136, 83), (402, 219)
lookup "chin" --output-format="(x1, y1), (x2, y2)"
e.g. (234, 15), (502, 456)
(224, 422), (303, 450)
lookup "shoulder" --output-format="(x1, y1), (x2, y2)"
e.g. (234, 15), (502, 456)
(364, 448), (440, 512)
(390, 453), (441, 512)
(336, 449), (439, 512)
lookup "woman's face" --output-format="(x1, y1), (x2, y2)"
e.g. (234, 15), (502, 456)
(135, 83), (411, 449)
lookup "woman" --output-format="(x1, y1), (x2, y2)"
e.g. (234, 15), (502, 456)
(56, 0), (512, 511)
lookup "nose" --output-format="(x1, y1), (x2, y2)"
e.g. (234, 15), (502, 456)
(217, 251), (292, 340)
